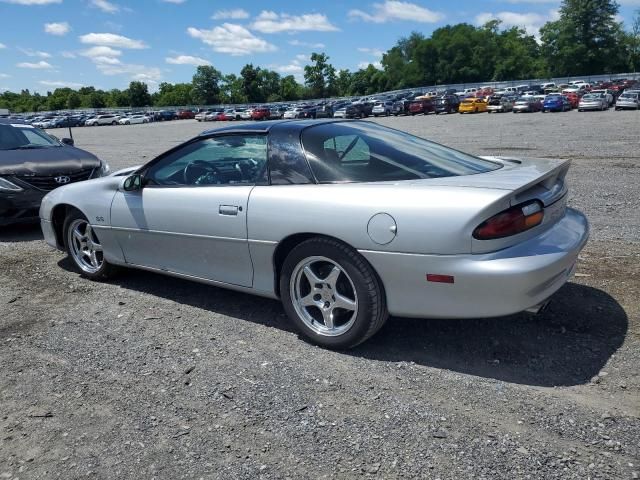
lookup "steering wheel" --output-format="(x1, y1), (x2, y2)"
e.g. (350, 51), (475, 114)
(183, 160), (221, 185)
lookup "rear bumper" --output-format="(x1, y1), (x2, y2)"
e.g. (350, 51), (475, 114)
(579, 104), (603, 110)
(360, 208), (589, 319)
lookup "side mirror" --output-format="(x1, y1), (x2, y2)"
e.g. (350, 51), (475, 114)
(123, 174), (143, 192)
(61, 138), (74, 146)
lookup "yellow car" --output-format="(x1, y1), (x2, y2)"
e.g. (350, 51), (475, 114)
(459, 97), (488, 113)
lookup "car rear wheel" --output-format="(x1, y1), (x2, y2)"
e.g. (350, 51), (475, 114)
(280, 237), (387, 349)
(64, 211), (117, 280)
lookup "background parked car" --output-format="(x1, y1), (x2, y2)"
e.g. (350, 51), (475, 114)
(434, 95), (460, 114)
(578, 93), (608, 112)
(615, 92), (639, 110)
(85, 114), (119, 126)
(409, 98), (435, 115)
(176, 109), (195, 120)
(372, 101), (394, 117)
(487, 95), (514, 113)
(459, 97), (488, 113)
(195, 109), (213, 122)
(0, 120), (109, 225)
(542, 95), (571, 113)
(513, 97), (542, 113)
(119, 114), (149, 125)
(251, 106), (271, 121)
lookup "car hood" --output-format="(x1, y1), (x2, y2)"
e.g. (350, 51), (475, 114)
(0, 145), (101, 175)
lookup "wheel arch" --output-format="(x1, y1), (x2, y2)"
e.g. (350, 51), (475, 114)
(51, 203), (83, 249)
(271, 232), (385, 299)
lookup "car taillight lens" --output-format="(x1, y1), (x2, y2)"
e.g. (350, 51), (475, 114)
(473, 201), (544, 240)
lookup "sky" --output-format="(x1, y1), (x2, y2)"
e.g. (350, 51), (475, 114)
(1, 0), (639, 94)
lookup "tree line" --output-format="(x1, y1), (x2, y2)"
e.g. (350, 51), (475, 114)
(2, 0), (639, 113)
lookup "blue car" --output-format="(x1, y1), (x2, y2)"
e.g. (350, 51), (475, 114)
(542, 94), (571, 113)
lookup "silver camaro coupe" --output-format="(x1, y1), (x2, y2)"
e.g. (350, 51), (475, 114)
(40, 120), (589, 349)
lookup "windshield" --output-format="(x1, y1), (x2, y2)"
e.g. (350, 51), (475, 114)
(301, 122), (501, 183)
(0, 125), (60, 150)
(582, 94), (598, 100)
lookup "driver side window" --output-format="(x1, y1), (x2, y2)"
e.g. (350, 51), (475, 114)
(145, 135), (267, 187)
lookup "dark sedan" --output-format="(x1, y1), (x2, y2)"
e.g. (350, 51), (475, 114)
(434, 95), (460, 114)
(0, 121), (109, 225)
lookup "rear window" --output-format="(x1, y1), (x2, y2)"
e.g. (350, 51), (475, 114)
(301, 122), (501, 183)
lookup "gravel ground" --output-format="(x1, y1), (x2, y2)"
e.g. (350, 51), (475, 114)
(1, 111), (639, 479)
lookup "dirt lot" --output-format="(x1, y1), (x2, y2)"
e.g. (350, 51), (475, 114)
(1, 111), (639, 479)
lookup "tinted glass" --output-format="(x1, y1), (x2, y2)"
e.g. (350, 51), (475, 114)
(302, 122), (501, 183)
(145, 135), (267, 186)
(0, 125), (59, 150)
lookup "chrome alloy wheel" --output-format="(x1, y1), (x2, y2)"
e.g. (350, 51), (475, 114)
(290, 256), (358, 337)
(67, 219), (104, 274)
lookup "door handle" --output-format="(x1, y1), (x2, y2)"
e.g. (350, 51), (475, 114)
(219, 205), (239, 216)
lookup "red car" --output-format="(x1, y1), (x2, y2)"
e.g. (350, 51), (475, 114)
(563, 92), (580, 109)
(251, 106), (271, 121)
(215, 110), (235, 121)
(408, 98), (435, 115)
(176, 109), (195, 119)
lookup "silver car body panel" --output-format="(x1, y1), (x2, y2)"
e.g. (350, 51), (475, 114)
(39, 122), (588, 319)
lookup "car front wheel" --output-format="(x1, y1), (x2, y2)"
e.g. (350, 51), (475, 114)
(64, 211), (117, 280)
(280, 237), (387, 349)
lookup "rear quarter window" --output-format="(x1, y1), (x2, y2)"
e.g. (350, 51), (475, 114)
(301, 122), (500, 183)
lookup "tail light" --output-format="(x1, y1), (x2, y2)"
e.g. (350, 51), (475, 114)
(473, 201), (544, 240)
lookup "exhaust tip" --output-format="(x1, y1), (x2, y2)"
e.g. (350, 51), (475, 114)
(525, 300), (551, 315)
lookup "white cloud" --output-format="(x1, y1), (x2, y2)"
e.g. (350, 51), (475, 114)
(61, 51), (77, 58)
(39, 80), (85, 88)
(19, 48), (51, 58)
(187, 23), (276, 56)
(503, 0), (557, 3)
(289, 39), (325, 49)
(44, 21), (70, 35)
(17, 60), (53, 69)
(90, 0), (120, 13)
(0, 73), (11, 78)
(475, 11), (553, 36)
(251, 11), (339, 33)
(212, 8), (249, 20)
(161, 0), (186, 3)
(273, 63), (303, 74)
(166, 54), (211, 65)
(349, 1), (444, 24)
(2, 0), (61, 4)
(358, 47), (384, 57)
(358, 61), (382, 69)
(97, 63), (162, 82)
(79, 33), (147, 49)
(0, 43), (6, 49)
(80, 45), (122, 65)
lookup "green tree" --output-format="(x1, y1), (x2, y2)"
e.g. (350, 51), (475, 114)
(280, 75), (303, 100)
(304, 53), (335, 98)
(128, 81), (151, 107)
(240, 64), (261, 102)
(220, 74), (247, 104)
(540, 0), (627, 76)
(67, 92), (81, 110)
(192, 65), (222, 105)
(630, 9), (640, 72)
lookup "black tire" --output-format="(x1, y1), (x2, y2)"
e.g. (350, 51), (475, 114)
(63, 210), (118, 280)
(280, 237), (388, 349)
(111, 121), (117, 125)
